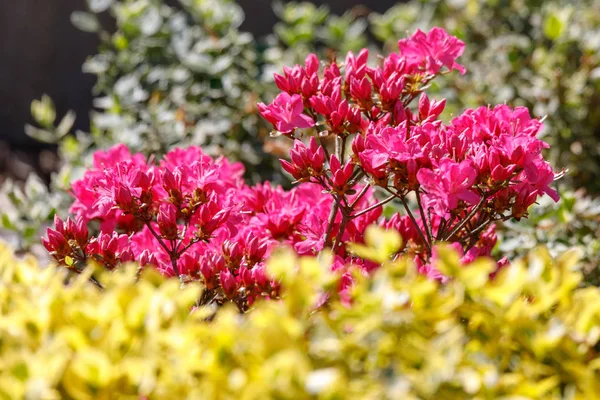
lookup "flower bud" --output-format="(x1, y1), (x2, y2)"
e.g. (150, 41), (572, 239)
(157, 203), (178, 240)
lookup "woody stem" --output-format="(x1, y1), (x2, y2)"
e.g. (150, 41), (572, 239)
(324, 200), (339, 249)
(385, 187), (431, 254)
(444, 195), (488, 241)
(145, 221), (180, 277)
(351, 195), (395, 218)
(416, 191), (433, 245)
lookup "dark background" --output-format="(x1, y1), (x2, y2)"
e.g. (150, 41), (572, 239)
(0, 0), (398, 182)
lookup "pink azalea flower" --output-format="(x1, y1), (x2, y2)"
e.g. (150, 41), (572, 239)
(418, 159), (480, 216)
(398, 27), (466, 75)
(258, 92), (315, 134)
(280, 137), (326, 181)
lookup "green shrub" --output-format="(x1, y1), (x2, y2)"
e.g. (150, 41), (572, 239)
(263, 1), (368, 68)
(2, 228), (600, 399)
(69, 0), (274, 181)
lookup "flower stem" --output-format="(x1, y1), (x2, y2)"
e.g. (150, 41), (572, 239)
(318, 136), (331, 160)
(349, 184), (370, 208)
(444, 195), (488, 241)
(416, 191), (433, 245)
(385, 188), (431, 253)
(351, 195), (395, 218)
(333, 209), (350, 252)
(324, 200), (339, 249)
(146, 221), (181, 277)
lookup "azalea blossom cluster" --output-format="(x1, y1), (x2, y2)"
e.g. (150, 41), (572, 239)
(43, 27), (560, 303)
(43, 145), (381, 309)
(258, 27), (560, 277)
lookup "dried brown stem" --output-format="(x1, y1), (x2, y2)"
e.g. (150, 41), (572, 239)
(324, 200), (339, 249)
(349, 184), (370, 208)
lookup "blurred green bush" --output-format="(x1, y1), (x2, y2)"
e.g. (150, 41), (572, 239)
(2, 230), (600, 398)
(68, 0), (274, 182)
(498, 188), (600, 286)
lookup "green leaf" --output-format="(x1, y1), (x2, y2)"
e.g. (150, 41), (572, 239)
(348, 226), (402, 264)
(65, 256), (74, 267)
(24, 125), (57, 144)
(22, 226), (38, 240)
(24, 175), (46, 199)
(56, 111), (76, 138)
(210, 56), (233, 74)
(87, 0), (113, 13)
(1, 214), (15, 230)
(30, 95), (56, 127)
(544, 13), (564, 40)
(138, 7), (162, 36)
(71, 11), (100, 33)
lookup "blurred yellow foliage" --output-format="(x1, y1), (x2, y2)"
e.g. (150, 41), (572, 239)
(1, 230), (600, 399)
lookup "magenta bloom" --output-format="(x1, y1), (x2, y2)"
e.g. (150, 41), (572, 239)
(418, 159), (480, 216)
(157, 203), (179, 240)
(258, 92), (315, 134)
(398, 27), (466, 75)
(273, 53), (320, 96)
(280, 137), (326, 181)
(329, 154), (354, 192)
(87, 232), (134, 269)
(42, 215), (89, 265)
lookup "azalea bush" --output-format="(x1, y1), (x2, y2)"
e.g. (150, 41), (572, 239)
(3, 234), (600, 398)
(257, 27), (559, 274)
(3, 0), (599, 284)
(42, 145), (334, 311)
(2, 3), (599, 394)
(43, 28), (562, 310)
